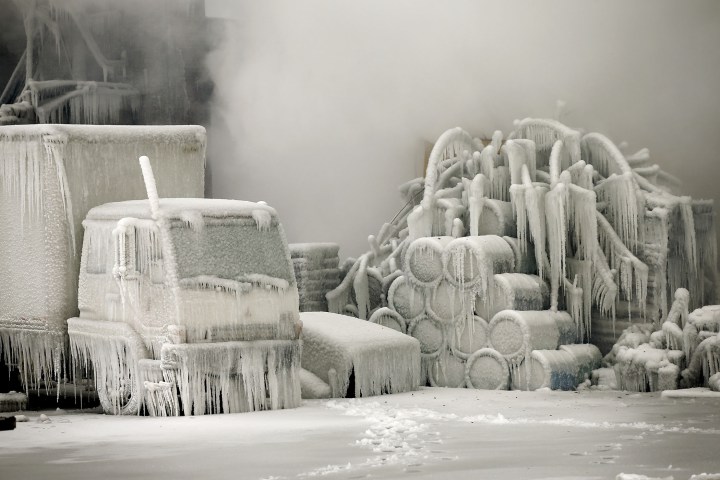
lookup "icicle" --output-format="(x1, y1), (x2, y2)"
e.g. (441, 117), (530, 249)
(467, 173), (487, 237)
(162, 340), (301, 415)
(502, 140), (526, 186)
(545, 184), (568, 311)
(568, 259), (593, 341)
(595, 172), (643, 252)
(491, 130), (503, 153)
(596, 211), (648, 316)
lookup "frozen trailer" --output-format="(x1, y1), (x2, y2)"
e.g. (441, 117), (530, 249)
(0, 125), (205, 389)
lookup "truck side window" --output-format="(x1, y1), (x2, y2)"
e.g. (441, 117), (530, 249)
(134, 228), (164, 284)
(85, 228), (113, 274)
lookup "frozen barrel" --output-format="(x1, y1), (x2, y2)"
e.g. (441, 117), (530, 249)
(465, 348), (509, 390)
(388, 275), (426, 321)
(443, 236), (514, 291)
(559, 344), (602, 384)
(408, 315), (445, 358)
(488, 310), (576, 366)
(427, 280), (465, 323)
(404, 236), (454, 287)
(450, 315), (489, 359)
(369, 307), (407, 334)
(476, 200), (516, 237)
(511, 349), (579, 391)
(428, 349), (466, 388)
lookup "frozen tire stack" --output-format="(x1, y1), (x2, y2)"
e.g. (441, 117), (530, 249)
(383, 234), (521, 389)
(289, 243), (341, 312)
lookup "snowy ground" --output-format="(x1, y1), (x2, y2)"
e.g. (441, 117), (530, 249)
(1, 387), (719, 480)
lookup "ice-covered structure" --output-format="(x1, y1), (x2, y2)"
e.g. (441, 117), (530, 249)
(300, 312), (420, 398)
(0, 0), (210, 126)
(289, 243), (341, 312)
(328, 118), (718, 392)
(0, 125), (205, 393)
(67, 156), (302, 415)
(606, 288), (720, 392)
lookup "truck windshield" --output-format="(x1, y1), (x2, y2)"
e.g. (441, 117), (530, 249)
(169, 217), (294, 284)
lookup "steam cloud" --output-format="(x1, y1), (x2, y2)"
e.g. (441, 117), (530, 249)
(206, 0), (720, 258)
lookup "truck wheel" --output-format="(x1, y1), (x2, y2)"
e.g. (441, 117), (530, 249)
(97, 376), (141, 415)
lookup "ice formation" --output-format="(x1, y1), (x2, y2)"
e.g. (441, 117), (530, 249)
(289, 243), (341, 312)
(300, 312), (420, 398)
(328, 117), (718, 392)
(66, 168), (304, 415)
(0, 125), (205, 393)
(604, 288), (720, 392)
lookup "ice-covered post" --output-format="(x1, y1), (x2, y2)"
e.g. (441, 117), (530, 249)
(24, 0), (37, 85)
(139, 156), (160, 216)
(138, 156), (180, 294)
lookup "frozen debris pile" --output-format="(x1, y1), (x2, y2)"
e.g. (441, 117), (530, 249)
(0, 125), (205, 394)
(328, 117), (718, 392)
(300, 312), (421, 398)
(604, 288), (720, 392)
(289, 243), (341, 312)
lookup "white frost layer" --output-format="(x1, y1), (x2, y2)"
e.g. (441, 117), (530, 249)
(300, 312), (421, 398)
(87, 198), (276, 222)
(299, 368), (332, 399)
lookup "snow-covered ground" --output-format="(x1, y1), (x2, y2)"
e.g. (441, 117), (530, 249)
(1, 387), (719, 480)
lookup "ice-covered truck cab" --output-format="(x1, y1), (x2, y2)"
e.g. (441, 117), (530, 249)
(68, 159), (302, 416)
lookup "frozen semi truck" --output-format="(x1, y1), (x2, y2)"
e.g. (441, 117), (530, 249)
(67, 157), (303, 415)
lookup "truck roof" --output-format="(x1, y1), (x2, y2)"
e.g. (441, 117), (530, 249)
(86, 198), (278, 221)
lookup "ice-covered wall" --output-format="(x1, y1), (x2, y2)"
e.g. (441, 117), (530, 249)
(205, 0), (720, 259)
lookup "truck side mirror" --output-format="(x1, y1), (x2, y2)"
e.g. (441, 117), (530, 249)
(112, 219), (138, 281)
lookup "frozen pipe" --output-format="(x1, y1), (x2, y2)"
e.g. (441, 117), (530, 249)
(369, 307), (407, 334)
(491, 130), (503, 153)
(139, 156), (160, 218)
(502, 140), (526, 186)
(450, 315), (489, 360)
(404, 236), (454, 287)
(548, 140), (563, 188)
(387, 275), (426, 321)
(465, 348), (509, 390)
(511, 349), (578, 391)
(467, 173), (487, 237)
(479, 145), (496, 180)
(451, 218), (464, 238)
(422, 127), (474, 210)
(581, 132), (633, 177)
(487, 310), (576, 367)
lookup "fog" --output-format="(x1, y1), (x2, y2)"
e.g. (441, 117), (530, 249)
(205, 0), (720, 258)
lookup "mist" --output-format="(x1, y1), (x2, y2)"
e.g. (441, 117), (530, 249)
(205, 0), (720, 258)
